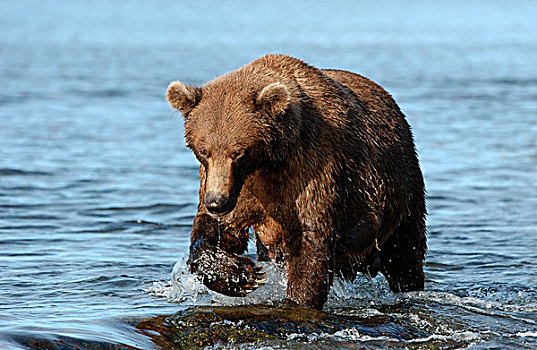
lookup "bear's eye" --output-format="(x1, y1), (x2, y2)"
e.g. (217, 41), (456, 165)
(197, 147), (209, 158)
(230, 149), (245, 160)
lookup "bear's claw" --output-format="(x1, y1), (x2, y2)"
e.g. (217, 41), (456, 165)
(189, 244), (267, 297)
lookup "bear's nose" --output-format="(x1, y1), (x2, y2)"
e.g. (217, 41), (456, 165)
(205, 192), (230, 215)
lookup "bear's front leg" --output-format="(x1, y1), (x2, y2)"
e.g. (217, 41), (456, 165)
(188, 212), (266, 296)
(285, 230), (334, 309)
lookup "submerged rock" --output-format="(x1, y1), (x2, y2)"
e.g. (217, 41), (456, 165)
(136, 305), (428, 349)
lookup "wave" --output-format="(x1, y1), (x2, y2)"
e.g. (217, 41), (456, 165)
(0, 168), (52, 176)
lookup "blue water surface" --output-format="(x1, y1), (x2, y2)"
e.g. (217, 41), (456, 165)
(1, 1), (536, 349)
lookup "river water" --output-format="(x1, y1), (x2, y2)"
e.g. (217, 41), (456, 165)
(1, 1), (536, 349)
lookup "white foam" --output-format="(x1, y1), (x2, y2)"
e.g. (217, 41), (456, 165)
(517, 331), (537, 338)
(328, 328), (398, 342)
(316, 327), (482, 345)
(405, 290), (537, 317)
(406, 331), (481, 344)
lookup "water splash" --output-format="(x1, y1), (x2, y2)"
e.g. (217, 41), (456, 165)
(147, 255), (287, 306)
(217, 216), (221, 247)
(327, 275), (396, 308)
(149, 254), (404, 310)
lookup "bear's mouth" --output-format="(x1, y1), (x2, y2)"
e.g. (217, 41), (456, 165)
(206, 208), (233, 218)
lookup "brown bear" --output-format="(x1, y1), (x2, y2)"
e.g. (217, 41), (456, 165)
(166, 54), (426, 309)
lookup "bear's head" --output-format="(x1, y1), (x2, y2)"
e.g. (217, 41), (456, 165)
(167, 75), (300, 216)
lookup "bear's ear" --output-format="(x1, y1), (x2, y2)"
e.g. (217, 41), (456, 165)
(166, 81), (202, 115)
(255, 82), (291, 115)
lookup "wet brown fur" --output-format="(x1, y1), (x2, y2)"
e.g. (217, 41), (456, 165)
(167, 54), (426, 309)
